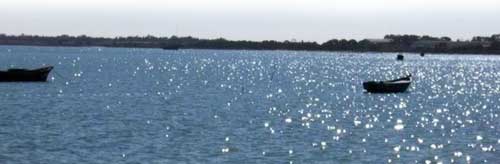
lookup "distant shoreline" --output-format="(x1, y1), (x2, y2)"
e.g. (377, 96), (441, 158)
(1, 34), (499, 54)
(3, 44), (500, 57)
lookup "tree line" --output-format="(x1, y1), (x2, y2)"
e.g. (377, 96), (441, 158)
(1, 33), (499, 54)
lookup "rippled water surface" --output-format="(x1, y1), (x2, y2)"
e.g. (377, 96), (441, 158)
(1, 46), (500, 163)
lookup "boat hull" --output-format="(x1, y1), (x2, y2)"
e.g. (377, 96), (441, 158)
(363, 81), (410, 93)
(396, 54), (404, 60)
(0, 66), (53, 82)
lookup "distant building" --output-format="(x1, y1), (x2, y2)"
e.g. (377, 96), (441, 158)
(449, 41), (483, 49)
(492, 34), (500, 41)
(479, 41), (492, 48)
(472, 36), (491, 42)
(411, 40), (489, 50)
(365, 39), (392, 44)
(411, 41), (450, 50)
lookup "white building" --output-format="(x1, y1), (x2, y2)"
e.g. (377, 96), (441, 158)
(365, 39), (392, 44)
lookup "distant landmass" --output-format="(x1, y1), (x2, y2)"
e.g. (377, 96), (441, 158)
(1, 33), (500, 54)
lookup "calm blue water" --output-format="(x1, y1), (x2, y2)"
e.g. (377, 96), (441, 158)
(1, 46), (500, 163)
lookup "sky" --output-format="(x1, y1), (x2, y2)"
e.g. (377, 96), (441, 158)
(0, 0), (499, 42)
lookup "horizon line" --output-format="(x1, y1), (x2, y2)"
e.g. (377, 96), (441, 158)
(2, 32), (499, 43)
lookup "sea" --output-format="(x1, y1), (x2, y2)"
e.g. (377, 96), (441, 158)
(1, 45), (499, 163)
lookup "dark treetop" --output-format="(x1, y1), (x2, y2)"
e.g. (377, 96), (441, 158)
(1, 33), (500, 54)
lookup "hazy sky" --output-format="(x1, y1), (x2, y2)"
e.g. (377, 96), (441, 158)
(1, 0), (499, 42)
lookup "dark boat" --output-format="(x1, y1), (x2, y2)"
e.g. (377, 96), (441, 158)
(396, 54), (404, 60)
(0, 66), (54, 82)
(363, 75), (411, 93)
(420, 52), (425, 57)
